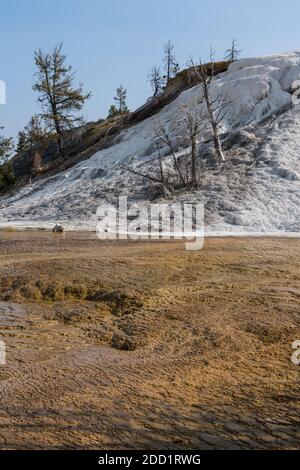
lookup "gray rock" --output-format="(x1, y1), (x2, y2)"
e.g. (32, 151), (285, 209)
(222, 130), (256, 150)
(52, 224), (65, 233)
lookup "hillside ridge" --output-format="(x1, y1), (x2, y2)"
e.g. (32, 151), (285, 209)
(1, 52), (300, 235)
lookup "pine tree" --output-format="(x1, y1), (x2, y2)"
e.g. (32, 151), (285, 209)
(16, 131), (27, 154)
(17, 116), (49, 175)
(107, 86), (129, 118)
(114, 85), (129, 114)
(0, 162), (15, 191)
(107, 105), (119, 119)
(17, 115), (48, 156)
(33, 43), (91, 159)
(0, 126), (15, 190)
(0, 126), (13, 164)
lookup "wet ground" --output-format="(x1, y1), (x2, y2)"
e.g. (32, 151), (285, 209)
(0, 232), (299, 449)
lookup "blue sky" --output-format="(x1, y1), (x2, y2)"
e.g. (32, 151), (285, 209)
(0, 0), (299, 140)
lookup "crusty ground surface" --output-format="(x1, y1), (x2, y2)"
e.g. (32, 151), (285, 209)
(0, 232), (299, 449)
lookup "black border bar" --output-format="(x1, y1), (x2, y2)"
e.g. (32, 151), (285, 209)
(0, 450), (299, 467)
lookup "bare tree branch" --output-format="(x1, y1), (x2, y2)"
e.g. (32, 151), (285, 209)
(153, 123), (186, 185)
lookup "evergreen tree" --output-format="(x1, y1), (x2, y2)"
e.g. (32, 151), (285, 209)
(17, 115), (48, 155)
(0, 161), (15, 191)
(17, 116), (48, 173)
(107, 104), (119, 119)
(33, 43), (91, 159)
(114, 85), (129, 114)
(107, 85), (129, 118)
(16, 131), (27, 154)
(0, 127), (14, 164)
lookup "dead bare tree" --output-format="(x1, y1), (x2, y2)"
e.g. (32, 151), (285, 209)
(179, 105), (206, 187)
(225, 39), (242, 63)
(153, 123), (186, 186)
(189, 48), (231, 163)
(120, 155), (173, 197)
(163, 41), (180, 84)
(148, 66), (164, 97)
(123, 106), (207, 194)
(123, 54), (232, 194)
(155, 144), (173, 196)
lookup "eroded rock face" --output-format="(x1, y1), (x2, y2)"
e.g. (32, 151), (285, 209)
(222, 130), (257, 150)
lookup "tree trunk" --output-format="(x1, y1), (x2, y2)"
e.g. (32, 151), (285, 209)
(54, 119), (65, 159)
(191, 136), (197, 187)
(157, 146), (172, 196)
(204, 85), (225, 163)
(213, 131), (225, 162)
(57, 132), (65, 159)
